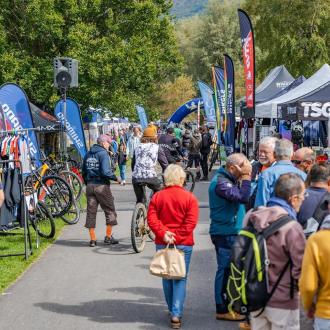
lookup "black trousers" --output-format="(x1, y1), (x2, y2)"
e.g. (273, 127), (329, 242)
(201, 152), (209, 177)
(132, 177), (162, 204)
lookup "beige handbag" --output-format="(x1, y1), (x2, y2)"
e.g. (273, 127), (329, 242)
(149, 244), (186, 280)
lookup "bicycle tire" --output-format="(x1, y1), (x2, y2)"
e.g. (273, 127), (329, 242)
(131, 203), (148, 253)
(60, 197), (81, 225)
(39, 175), (73, 217)
(59, 170), (83, 201)
(184, 170), (195, 193)
(31, 202), (56, 239)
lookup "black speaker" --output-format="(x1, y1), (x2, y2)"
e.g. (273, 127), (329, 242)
(54, 57), (78, 88)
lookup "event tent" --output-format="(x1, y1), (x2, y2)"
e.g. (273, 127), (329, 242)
(29, 102), (61, 131)
(277, 81), (330, 121)
(256, 64), (330, 118)
(242, 65), (294, 118)
(270, 75), (306, 100)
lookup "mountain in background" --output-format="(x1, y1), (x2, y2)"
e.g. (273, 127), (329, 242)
(171, 0), (209, 19)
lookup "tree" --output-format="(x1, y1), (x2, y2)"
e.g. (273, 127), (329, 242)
(146, 74), (196, 121)
(244, 0), (330, 78)
(0, 0), (183, 119)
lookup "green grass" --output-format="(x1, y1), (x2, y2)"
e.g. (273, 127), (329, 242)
(0, 194), (87, 293)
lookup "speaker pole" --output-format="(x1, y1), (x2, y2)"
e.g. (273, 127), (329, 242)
(61, 87), (69, 169)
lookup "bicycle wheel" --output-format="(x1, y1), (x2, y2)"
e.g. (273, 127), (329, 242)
(30, 202), (56, 239)
(60, 197), (80, 225)
(131, 203), (148, 253)
(39, 175), (73, 217)
(184, 170), (195, 193)
(59, 170), (83, 201)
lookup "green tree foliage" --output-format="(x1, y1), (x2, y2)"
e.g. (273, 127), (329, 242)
(175, 0), (246, 98)
(244, 0), (330, 78)
(0, 0), (182, 119)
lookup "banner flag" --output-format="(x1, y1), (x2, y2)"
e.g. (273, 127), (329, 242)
(224, 54), (235, 154)
(55, 98), (87, 158)
(0, 83), (41, 165)
(197, 81), (216, 123)
(212, 66), (226, 145)
(238, 9), (255, 110)
(136, 105), (148, 130)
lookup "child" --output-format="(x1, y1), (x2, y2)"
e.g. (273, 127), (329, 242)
(118, 141), (127, 185)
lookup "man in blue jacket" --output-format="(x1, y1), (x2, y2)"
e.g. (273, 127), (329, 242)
(82, 134), (121, 247)
(209, 153), (251, 321)
(254, 139), (307, 207)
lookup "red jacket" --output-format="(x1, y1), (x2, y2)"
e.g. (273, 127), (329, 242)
(147, 185), (199, 246)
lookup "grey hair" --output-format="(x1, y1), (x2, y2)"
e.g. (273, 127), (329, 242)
(274, 139), (293, 160)
(259, 136), (278, 150)
(226, 153), (248, 168)
(274, 173), (304, 202)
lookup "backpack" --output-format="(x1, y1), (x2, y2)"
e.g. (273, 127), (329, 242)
(227, 214), (293, 316)
(304, 192), (330, 237)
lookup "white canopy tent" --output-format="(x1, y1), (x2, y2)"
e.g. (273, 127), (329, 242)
(255, 64), (330, 118)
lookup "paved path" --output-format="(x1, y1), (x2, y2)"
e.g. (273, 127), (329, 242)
(0, 174), (313, 329)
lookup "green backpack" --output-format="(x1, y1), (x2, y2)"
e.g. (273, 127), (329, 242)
(227, 214), (293, 316)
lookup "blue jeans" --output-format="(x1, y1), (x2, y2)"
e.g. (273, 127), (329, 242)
(119, 164), (126, 181)
(315, 318), (330, 330)
(156, 245), (193, 318)
(211, 234), (237, 313)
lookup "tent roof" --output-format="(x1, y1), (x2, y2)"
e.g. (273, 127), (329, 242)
(29, 103), (61, 131)
(255, 64), (330, 118)
(255, 65), (295, 103)
(270, 75), (306, 99)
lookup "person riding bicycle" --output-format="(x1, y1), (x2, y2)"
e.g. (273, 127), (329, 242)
(158, 127), (183, 164)
(131, 127), (168, 204)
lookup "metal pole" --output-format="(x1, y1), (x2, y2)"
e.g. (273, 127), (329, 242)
(328, 119), (330, 148)
(63, 90), (67, 159)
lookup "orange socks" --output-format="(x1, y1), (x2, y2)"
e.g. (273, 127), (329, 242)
(106, 225), (112, 238)
(89, 228), (96, 241)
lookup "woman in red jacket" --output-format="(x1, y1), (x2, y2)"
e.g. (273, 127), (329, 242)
(147, 164), (199, 329)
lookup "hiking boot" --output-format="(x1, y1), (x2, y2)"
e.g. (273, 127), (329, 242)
(216, 312), (245, 321)
(239, 322), (251, 330)
(104, 236), (119, 245)
(170, 316), (181, 329)
(89, 240), (97, 247)
(196, 172), (201, 181)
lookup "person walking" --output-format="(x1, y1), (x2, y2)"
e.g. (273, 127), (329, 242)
(200, 126), (213, 181)
(248, 173), (306, 330)
(254, 139), (307, 207)
(127, 126), (141, 159)
(118, 141), (127, 186)
(147, 164), (199, 329)
(299, 214), (330, 330)
(209, 153), (251, 321)
(82, 134), (120, 247)
(186, 129), (202, 181)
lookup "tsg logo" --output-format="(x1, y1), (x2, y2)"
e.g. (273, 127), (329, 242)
(302, 102), (330, 118)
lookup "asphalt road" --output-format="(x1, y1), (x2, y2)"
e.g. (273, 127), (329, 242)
(0, 174), (313, 330)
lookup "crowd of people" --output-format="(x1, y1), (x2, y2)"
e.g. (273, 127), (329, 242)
(82, 123), (330, 330)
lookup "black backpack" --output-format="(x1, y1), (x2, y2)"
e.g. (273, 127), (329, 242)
(227, 215), (293, 316)
(304, 192), (330, 237)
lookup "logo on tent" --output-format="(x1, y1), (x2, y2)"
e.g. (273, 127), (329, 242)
(302, 102), (330, 118)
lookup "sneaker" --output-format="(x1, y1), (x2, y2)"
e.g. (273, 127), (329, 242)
(104, 236), (119, 245)
(170, 316), (181, 329)
(239, 322), (251, 330)
(216, 312), (245, 321)
(89, 240), (97, 247)
(200, 176), (209, 181)
(122, 180), (126, 186)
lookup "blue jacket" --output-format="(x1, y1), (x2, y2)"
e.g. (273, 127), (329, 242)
(209, 167), (250, 236)
(254, 160), (307, 207)
(82, 144), (117, 184)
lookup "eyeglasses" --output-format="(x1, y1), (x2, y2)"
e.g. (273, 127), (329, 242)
(292, 159), (304, 165)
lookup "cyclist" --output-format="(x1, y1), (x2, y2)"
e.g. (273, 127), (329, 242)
(131, 127), (168, 205)
(158, 127), (183, 164)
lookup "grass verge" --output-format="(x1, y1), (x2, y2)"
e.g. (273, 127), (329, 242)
(0, 194), (86, 294)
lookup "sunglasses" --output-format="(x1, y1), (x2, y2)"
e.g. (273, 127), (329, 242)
(292, 160), (304, 165)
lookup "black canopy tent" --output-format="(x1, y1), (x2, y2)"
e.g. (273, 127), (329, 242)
(277, 83), (330, 121)
(29, 102), (61, 131)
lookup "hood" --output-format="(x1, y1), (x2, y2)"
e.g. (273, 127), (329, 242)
(245, 206), (288, 232)
(90, 144), (107, 154)
(192, 132), (201, 139)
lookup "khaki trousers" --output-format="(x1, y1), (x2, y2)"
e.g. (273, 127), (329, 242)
(251, 307), (299, 330)
(85, 183), (117, 228)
